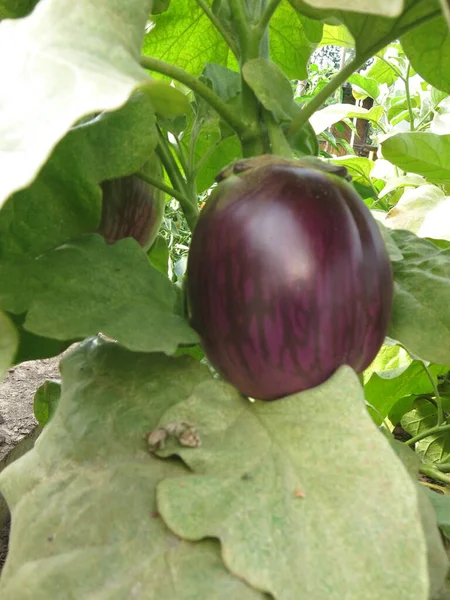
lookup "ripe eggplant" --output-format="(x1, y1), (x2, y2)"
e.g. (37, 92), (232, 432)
(187, 156), (393, 400)
(98, 163), (164, 252)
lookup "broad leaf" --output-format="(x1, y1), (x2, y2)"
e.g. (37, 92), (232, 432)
(425, 490), (450, 539)
(348, 73), (380, 100)
(319, 24), (354, 48)
(364, 344), (448, 423)
(0, 0), (159, 207)
(310, 104), (383, 134)
(0, 235), (198, 354)
(384, 185), (450, 241)
(0, 310), (18, 381)
(389, 230), (450, 365)
(330, 156), (375, 186)
(381, 132), (450, 184)
(302, 0), (404, 17)
(402, 16), (450, 94)
(365, 57), (398, 86)
(0, 339), (264, 599)
(242, 59), (294, 122)
(401, 398), (450, 463)
(156, 367), (440, 600)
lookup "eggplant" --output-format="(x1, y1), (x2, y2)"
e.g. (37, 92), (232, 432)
(187, 156), (393, 400)
(98, 163), (164, 252)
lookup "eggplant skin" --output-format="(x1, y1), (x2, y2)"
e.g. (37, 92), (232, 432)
(98, 173), (164, 252)
(187, 162), (393, 401)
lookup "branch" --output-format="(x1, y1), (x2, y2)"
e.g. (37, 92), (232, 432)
(135, 170), (188, 206)
(255, 0), (283, 39)
(140, 56), (251, 139)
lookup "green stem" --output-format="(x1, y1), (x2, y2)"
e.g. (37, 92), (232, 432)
(229, 0), (250, 54)
(404, 62), (415, 131)
(436, 462), (450, 473)
(156, 130), (199, 231)
(255, 0), (282, 40)
(140, 56), (250, 139)
(421, 361), (445, 425)
(194, 0), (240, 58)
(289, 9), (441, 137)
(405, 423), (450, 446)
(420, 464), (450, 486)
(135, 170), (188, 205)
(263, 109), (292, 157)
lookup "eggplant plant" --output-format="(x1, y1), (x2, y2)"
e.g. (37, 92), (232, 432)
(0, 1), (450, 599)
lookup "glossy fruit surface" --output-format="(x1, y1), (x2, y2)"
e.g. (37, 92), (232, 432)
(98, 163), (164, 252)
(187, 156), (393, 400)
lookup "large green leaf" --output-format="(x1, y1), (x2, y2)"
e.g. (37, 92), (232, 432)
(310, 103), (384, 134)
(0, 236), (198, 354)
(402, 15), (450, 94)
(319, 24), (354, 48)
(364, 343), (448, 423)
(155, 367), (443, 600)
(381, 132), (450, 184)
(0, 339), (264, 599)
(0, 310), (18, 381)
(0, 0), (161, 207)
(389, 230), (450, 365)
(0, 91), (158, 261)
(401, 398), (450, 463)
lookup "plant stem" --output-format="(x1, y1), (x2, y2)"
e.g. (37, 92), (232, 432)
(255, 0), (283, 40)
(436, 462), (450, 473)
(420, 464), (450, 486)
(229, 0), (250, 54)
(263, 109), (292, 157)
(421, 361), (445, 425)
(140, 56), (251, 139)
(194, 0), (240, 59)
(405, 423), (450, 446)
(404, 62), (415, 131)
(135, 170), (188, 205)
(156, 130), (199, 231)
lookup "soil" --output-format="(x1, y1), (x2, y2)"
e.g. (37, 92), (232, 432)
(0, 355), (62, 572)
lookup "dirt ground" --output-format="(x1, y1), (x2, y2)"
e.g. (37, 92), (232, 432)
(0, 355), (62, 571)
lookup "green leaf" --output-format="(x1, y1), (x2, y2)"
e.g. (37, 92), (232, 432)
(319, 24), (354, 48)
(376, 221), (404, 262)
(270, 3), (322, 80)
(330, 156), (375, 186)
(33, 379), (61, 428)
(156, 367), (441, 600)
(401, 398), (450, 463)
(201, 63), (241, 102)
(0, 0), (155, 207)
(310, 103), (384, 134)
(381, 132), (450, 184)
(0, 339), (263, 599)
(402, 16), (450, 94)
(364, 343), (448, 423)
(0, 235), (198, 354)
(384, 185), (450, 241)
(389, 229), (450, 365)
(148, 234), (169, 276)
(242, 59), (294, 123)
(0, 310), (18, 381)
(348, 74), (380, 100)
(365, 57), (398, 86)
(301, 0), (404, 16)
(425, 489), (450, 539)
(143, 0), (238, 77)
(0, 91), (158, 261)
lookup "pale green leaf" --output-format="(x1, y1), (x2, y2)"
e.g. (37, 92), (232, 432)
(319, 24), (354, 48)
(310, 104), (384, 134)
(348, 74), (380, 100)
(302, 0), (404, 17)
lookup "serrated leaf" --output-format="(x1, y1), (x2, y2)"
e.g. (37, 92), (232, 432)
(0, 0), (154, 206)
(381, 132), (450, 184)
(389, 230), (450, 365)
(0, 235), (198, 354)
(384, 185), (450, 241)
(242, 59), (294, 122)
(402, 16), (450, 94)
(33, 379), (61, 427)
(310, 103), (384, 134)
(0, 339), (264, 599)
(156, 367), (438, 600)
(0, 310), (18, 381)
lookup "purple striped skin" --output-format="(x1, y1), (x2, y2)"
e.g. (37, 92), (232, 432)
(98, 173), (164, 252)
(187, 163), (393, 401)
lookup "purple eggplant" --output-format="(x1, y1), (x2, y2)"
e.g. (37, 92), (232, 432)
(187, 156), (393, 400)
(98, 163), (164, 252)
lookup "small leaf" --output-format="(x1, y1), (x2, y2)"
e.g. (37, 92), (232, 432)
(156, 367), (439, 600)
(389, 230), (450, 365)
(381, 132), (450, 184)
(310, 103), (383, 134)
(242, 59), (295, 123)
(348, 74), (380, 100)
(33, 379), (61, 427)
(148, 235), (169, 276)
(401, 398), (450, 463)
(0, 235), (198, 354)
(0, 310), (18, 381)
